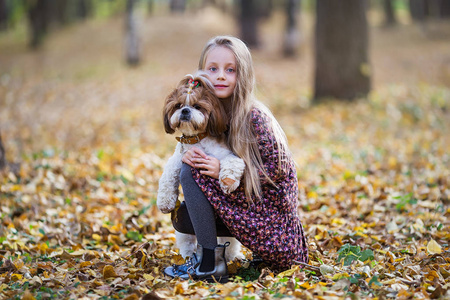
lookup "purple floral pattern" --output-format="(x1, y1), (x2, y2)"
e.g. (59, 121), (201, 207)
(191, 108), (308, 271)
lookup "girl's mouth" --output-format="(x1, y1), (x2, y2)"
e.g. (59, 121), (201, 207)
(215, 85), (228, 89)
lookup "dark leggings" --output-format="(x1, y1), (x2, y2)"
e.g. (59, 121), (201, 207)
(172, 164), (232, 248)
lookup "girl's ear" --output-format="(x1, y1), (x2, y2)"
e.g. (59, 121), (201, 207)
(206, 91), (228, 137)
(163, 89), (177, 134)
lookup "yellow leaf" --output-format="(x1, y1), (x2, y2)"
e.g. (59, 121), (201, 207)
(174, 282), (185, 295)
(80, 261), (92, 268)
(277, 266), (298, 278)
(170, 254), (185, 265)
(140, 253), (147, 268)
(299, 282), (313, 289)
(427, 239), (442, 254)
(388, 156), (397, 169)
(103, 265), (118, 279)
(39, 243), (48, 254)
(143, 273), (154, 281)
(121, 169), (134, 182)
(14, 259), (24, 269)
(22, 290), (36, 300)
(10, 274), (23, 282)
(123, 294), (139, 300)
(331, 218), (346, 226)
(307, 191), (317, 199)
(331, 273), (350, 280)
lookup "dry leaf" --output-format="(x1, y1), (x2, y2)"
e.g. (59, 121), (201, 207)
(103, 265), (118, 279)
(427, 239), (442, 254)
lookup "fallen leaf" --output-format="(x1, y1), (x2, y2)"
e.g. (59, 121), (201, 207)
(103, 265), (118, 279)
(427, 239), (442, 254)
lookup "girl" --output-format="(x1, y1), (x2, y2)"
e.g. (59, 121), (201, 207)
(165, 36), (308, 283)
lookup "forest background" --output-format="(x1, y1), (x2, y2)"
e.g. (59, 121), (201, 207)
(0, 0), (449, 299)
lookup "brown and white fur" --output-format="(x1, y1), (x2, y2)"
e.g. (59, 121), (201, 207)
(157, 72), (244, 261)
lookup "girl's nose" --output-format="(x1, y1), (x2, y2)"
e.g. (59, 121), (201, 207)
(217, 69), (225, 80)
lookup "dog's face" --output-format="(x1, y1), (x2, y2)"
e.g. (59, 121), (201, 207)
(163, 75), (227, 137)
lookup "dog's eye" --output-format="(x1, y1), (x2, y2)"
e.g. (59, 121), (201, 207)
(193, 104), (201, 110)
(175, 103), (182, 109)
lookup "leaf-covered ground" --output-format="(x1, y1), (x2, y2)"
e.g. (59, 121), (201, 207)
(1, 7), (450, 300)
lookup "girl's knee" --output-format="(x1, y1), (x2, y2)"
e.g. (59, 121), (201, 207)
(180, 163), (195, 186)
(171, 201), (195, 234)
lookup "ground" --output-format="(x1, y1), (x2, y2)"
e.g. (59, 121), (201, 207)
(0, 6), (449, 300)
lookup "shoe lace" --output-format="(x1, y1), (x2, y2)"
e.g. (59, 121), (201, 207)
(172, 253), (198, 274)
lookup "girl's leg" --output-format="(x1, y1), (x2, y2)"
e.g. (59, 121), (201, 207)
(179, 163), (217, 271)
(172, 201), (233, 237)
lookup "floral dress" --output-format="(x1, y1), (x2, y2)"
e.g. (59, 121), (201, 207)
(191, 108), (309, 271)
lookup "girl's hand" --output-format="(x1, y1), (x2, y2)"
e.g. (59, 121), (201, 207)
(182, 147), (220, 179)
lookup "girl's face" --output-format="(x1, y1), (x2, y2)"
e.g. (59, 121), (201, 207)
(204, 46), (237, 99)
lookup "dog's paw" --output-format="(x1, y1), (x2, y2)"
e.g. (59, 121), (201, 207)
(220, 176), (240, 194)
(157, 193), (178, 214)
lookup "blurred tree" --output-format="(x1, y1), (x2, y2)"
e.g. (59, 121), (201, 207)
(314, 0), (370, 101)
(409, 0), (426, 21)
(125, 0), (140, 66)
(283, 0), (301, 57)
(383, 0), (396, 26)
(0, 132), (5, 170)
(0, 0), (7, 30)
(170, 0), (186, 13)
(440, 0), (450, 18)
(239, 0), (260, 48)
(27, 0), (49, 49)
(259, 0), (274, 19)
(148, 0), (154, 15)
(77, 0), (92, 20)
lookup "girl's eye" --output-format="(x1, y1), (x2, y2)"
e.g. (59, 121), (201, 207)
(209, 67), (217, 72)
(227, 68), (235, 73)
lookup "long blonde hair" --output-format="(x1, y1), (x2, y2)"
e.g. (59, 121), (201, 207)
(198, 36), (291, 201)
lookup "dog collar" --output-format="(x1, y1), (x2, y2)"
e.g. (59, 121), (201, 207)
(176, 132), (208, 144)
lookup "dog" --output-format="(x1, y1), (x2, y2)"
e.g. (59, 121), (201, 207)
(157, 72), (245, 261)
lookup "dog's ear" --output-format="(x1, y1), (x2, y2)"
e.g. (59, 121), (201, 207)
(205, 90), (228, 137)
(163, 89), (177, 134)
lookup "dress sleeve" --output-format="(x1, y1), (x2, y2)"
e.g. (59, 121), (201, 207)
(250, 108), (288, 185)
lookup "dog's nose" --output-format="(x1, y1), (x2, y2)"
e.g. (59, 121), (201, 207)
(181, 108), (190, 115)
(180, 107), (191, 121)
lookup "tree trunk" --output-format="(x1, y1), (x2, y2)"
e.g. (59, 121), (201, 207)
(148, 0), (154, 15)
(283, 0), (301, 57)
(383, 0), (396, 26)
(0, 0), (7, 31)
(27, 0), (49, 49)
(125, 0), (140, 66)
(440, 0), (450, 18)
(259, 0), (273, 19)
(0, 132), (6, 170)
(77, 0), (90, 20)
(170, 0), (186, 13)
(409, 0), (427, 21)
(314, 0), (371, 101)
(239, 0), (259, 48)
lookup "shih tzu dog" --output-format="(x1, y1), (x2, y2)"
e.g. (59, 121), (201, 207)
(157, 72), (245, 261)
